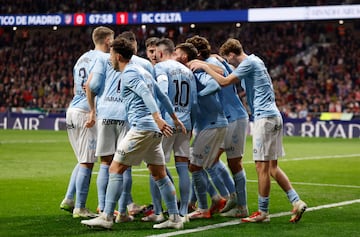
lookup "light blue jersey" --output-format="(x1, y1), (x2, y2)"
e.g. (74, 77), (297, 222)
(70, 50), (107, 110)
(193, 71), (228, 132)
(232, 54), (281, 120)
(155, 59), (197, 131)
(206, 57), (248, 122)
(131, 55), (155, 78)
(121, 62), (174, 132)
(90, 54), (126, 121)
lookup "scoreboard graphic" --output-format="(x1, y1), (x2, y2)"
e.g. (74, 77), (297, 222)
(0, 5), (359, 26)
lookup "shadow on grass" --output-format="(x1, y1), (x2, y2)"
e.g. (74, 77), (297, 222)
(0, 214), (160, 237)
(0, 214), (220, 237)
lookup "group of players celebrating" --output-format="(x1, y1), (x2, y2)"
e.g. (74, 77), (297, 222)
(60, 26), (307, 230)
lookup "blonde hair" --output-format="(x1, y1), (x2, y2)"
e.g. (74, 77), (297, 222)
(92, 26), (114, 45)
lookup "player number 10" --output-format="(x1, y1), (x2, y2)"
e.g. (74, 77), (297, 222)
(173, 80), (189, 107)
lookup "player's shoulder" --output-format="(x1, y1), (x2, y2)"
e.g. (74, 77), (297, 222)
(167, 59), (189, 71)
(124, 61), (145, 75)
(95, 50), (110, 61)
(237, 54), (256, 70)
(207, 56), (223, 66)
(175, 60), (194, 77)
(244, 54), (258, 64)
(194, 70), (209, 80)
(131, 55), (152, 66)
(170, 59), (185, 67)
(78, 50), (109, 68)
(75, 50), (97, 67)
(123, 61), (137, 71)
(154, 60), (166, 69)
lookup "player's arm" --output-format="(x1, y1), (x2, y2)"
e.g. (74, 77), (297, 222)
(198, 78), (221, 96)
(84, 73), (96, 128)
(156, 74), (169, 95)
(84, 72), (102, 128)
(220, 59), (235, 74)
(154, 82), (187, 134)
(191, 59), (224, 75)
(211, 53), (235, 74)
(188, 60), (237, 87)
(126, 70), (175, 137)
(211, 54), (224, 62)
(207, 62), (223, 75)
(136, 82), (174, 137)
(193, 70), (221, 96)
(190, 79), (198, 131)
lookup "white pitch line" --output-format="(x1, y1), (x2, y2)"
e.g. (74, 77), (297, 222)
(286, 181), (360, 189)
(146, 199), (360, 237)
(130, 154), (360, 172)
(91, 173), (360, 189)
(281, 154), (360, 162)
(93, 153), (360, 189)
(270, 199), (360, 217)
(91, 171), (360, 189)
(241, 179), (360, 189)
(0, 139), (68, 144)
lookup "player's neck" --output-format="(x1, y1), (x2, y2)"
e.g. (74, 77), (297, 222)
(238, 53), (247, 63)
(161, 55), (172, 62)
(119, 61), (129, 72)
(95, 44), (109, 53)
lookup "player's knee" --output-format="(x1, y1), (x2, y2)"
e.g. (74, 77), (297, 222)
(188, 163), (202, 172)
(109, 161), (128, 174)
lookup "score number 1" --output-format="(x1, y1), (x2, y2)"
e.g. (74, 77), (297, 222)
(116, 12), (129, 25)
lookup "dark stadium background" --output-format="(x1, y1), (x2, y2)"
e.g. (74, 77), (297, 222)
(0, 0), (359, 122)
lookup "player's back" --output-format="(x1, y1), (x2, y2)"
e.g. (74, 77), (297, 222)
(121, 62), (159, 132)
(193, 70), (228, 132)
(95, 60), (126, 121)
(206, 57), (248, 122)
(131, 54), (155, 78)
(70, 49), (107, 110)
(234, 54), (280, 120)
(155, 59), (197, 131)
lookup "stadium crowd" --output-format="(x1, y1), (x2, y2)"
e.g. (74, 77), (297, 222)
(0, 1), (359, 118)
(1, 0), (356, 14)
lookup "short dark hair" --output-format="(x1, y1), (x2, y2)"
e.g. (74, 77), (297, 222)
(145, 37), (160, 48)
(185, 35), (211, 59)
(118, 31), (136, 42)
(175, 43), (198, 61)
(156, 38), (175, 54)
(111, 37), (134, 60)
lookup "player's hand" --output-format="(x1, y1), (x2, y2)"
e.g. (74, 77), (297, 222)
(173, 118), (187, 135)
(85, 110), (96, 128)
(159, 120), (173, 137)
(153, 112), (173, 137)
(211, 54), (224, 62)
(187, 60), (206, 72)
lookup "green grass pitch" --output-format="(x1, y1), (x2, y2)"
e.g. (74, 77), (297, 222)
(0, 129), (359, 237)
